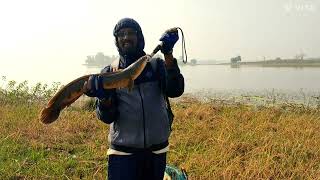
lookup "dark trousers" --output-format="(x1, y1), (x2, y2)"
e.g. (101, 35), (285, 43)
(108, 151), (166, 180)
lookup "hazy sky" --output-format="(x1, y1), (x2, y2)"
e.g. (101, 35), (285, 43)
(0, 0), (319, 81)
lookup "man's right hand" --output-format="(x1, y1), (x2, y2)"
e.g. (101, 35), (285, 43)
(83, 75), (106, 99)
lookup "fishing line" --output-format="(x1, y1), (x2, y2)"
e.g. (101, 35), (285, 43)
(177, 27), (188, 64)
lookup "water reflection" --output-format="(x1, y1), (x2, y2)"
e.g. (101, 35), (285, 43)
(230, 64), (240, 68)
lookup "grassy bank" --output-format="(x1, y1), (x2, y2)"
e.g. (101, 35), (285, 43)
(1, 81), (320, 179)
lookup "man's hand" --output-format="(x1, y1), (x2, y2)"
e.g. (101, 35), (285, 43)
(159, 29), (179, 54)
(83, 75), (106, 98)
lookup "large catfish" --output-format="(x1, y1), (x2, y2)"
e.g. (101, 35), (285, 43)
(39, 55), (151, 124)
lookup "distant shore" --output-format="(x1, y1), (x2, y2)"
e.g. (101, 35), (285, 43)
(218, 59), (320, 67)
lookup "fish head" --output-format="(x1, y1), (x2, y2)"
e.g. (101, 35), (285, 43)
(129, 55), (151, 80)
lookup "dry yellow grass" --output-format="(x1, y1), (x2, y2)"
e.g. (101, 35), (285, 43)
(1, 97), (320, 179)
(169, 97), (320, 179)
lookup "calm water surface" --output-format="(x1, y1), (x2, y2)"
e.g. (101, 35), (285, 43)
(180, 65), (320, 92)
(2, 64), (320, 105)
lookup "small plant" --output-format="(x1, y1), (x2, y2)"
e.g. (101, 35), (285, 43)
(0, 77), (61, 105)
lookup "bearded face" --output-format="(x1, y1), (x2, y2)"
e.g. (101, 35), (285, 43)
(116, 28), (138, 55)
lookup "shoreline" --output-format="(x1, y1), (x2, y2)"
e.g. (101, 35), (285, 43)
(217, 59), (320, 67)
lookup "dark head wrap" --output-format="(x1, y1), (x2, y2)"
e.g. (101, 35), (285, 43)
(113, 18), (145, 62)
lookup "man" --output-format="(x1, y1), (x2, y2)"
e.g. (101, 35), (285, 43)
(84, 18), (184, 180)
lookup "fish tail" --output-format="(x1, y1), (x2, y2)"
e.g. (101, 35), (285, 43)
(39, 106), (60, 124)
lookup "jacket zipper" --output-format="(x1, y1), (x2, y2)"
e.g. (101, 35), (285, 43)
(138, 85), (146, 148)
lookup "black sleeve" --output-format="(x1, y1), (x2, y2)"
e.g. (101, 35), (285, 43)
(165, 59), (185, 98)
(95, 96), (117, 124)
(95, 65), (118, 124)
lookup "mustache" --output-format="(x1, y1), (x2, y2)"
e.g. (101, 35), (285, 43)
(121, 40), (134, 44)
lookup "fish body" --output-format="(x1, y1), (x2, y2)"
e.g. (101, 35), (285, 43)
(101, 55), (149, 89)
(39, 55), (151, 124)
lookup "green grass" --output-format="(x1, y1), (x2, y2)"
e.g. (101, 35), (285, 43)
(1, 79), (320, 179)
(0, 103), (107, 179)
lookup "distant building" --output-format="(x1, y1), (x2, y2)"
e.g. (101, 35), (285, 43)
(83, 52), (117, 67)
(190, 59), (197, 65)
(231, 56), (241, 63)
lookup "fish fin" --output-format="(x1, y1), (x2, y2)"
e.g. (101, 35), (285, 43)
(128, 79), (134, 92)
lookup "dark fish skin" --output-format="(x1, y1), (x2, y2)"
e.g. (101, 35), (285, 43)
(39, 75), (90, 124)
(101, 55), (149, 89)
(39, 55), (151, 124)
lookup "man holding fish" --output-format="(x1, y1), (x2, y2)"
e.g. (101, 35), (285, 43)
(84, 18), (184, 180)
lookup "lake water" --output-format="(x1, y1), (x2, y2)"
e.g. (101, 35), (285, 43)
(180, 65), (320, 92)
(180, 65), (320, 106)
(2, 64), (320, 105)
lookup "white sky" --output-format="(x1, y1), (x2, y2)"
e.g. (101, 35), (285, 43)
(0, 0), (319, 78)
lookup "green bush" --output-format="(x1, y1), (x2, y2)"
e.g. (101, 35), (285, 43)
(0, 77), (61, 105)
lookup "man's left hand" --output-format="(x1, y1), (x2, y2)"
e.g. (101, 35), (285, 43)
(159, 30), (179, 54)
